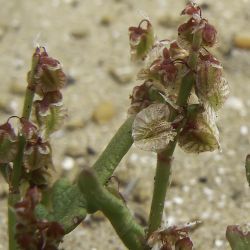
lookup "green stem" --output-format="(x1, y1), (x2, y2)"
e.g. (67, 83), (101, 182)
(8, 194), (20, 250)
(21, 87), (35, 119)
(53, 116), (135, 234)
(147, 31), (202, 238)
(93, 115), (135, 184)
(8, 50), (39, 250)
(78, 168), (145, 250)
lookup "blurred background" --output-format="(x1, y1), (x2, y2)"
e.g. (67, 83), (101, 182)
(0, 0), (250, 249)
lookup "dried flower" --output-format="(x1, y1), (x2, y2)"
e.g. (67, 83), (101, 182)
(0, 122), (18, 164)
(129, 19), (154, 61)
(178, 4), (217, 50)
(128, 82), (151, 115)
(34, 91), (66, 138)
(181, 1), (201, 17)
(15, 187), (64, 250)
(148, 221), (198, 250)
(178, 105), (220, 153)
(202, 23), (217, 47)
(196, 53), (229, 111)
(28, 47), (66, 96)
(24, 136), (53, 172)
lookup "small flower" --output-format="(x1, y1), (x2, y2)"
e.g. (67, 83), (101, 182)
(148, 221), (198, 250)
(177, 17), (200, 50)
(195, 53), (229, 111)
(202, 23), (217, 47)
(178, 6), (217, 50)
(15, 187), (64, 250)
(169, 41), (189, 60)
(181, 1), (201, 17)
(178, 105), (220, 153)
(28, 47), (66, 96)
(20, 118), (38, 140)
(128, 82), (152, 115)
(0, 122), (18, 164)
(132, 103), (177, 152)
(34, 91), (66, 138)
(24, 136), (53, 172)
(129, 19), (154, 61)
(138, 47), (179, 88)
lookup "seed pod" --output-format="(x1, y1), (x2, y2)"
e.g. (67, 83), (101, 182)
(196, 54), (229, 111)
(132, 103), (176, 152)
(20, 118), (38, 140)
(129, 19), (154, 61)
(177, 18), (199, 50)
(24, 138), (53, 171)
(169, 40), (189, 60)
(178, 105), (220, 153)
(29, 47), (66, 96)
(0, 122), (18, 164)
(34, 91), (66, 138)
(181, 2), (201, 16)
(202, 23), (217, 47)
(178, 17), (217, 50)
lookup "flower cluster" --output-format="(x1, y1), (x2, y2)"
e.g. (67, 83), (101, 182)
(129, 1), (229, 154)
(0, 47), (66, 187)
(148, 222), (199, 250)
(15, 187), (64, 250)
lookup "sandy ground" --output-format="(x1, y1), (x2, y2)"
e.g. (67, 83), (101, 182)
(1, 0), (250, 249)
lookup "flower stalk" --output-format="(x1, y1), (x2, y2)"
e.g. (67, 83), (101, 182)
(147, 30), (202, 237)
(8, 52), (39, 250)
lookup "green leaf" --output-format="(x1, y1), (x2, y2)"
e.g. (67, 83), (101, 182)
(226, 225), (250, 250)
(36, 179), (87, 234)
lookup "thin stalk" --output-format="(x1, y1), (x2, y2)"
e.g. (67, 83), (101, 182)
(8, 51), (39, 250)
(78, 168), (145, 250)
(147, 31), (202, 237)
(93, 115), (135, 184)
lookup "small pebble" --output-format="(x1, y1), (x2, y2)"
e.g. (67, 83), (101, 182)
(87, 146), (96, 155)
(172, 196), (183, 205)
(70, 28), (89, 40)
(65, 117), (85, 131)
(100, 15), (114, 26)
(240, 125), (248, 135)
(92, 101), (116, 124)
(65, 144), (84, 158)
(198, 176), (208, 183)
(9, 100), (19, 113)
(214, 239), (224, 247)
(108, 66), (133, 84)
(62, 156), (75, 170)
(234, 34), (250, 49)
(225, 96), (246, 116)
(225, 96), (244, 110)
